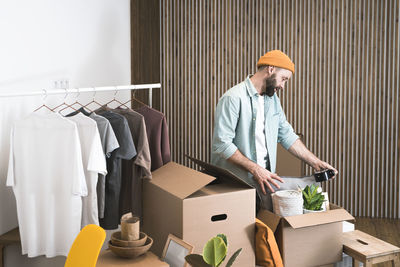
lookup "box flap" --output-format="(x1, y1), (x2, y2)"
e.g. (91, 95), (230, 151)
(186, 155), (252, 188)
(151, 162), (216, 199)
(284, 208), (355, 229)
(256, 209), (282, 232)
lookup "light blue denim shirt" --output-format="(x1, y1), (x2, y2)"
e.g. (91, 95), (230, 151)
(211, 75), (299, 190)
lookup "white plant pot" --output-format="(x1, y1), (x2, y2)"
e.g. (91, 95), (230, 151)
(272, 190), (303, 217)
(303, 206), (326, 214)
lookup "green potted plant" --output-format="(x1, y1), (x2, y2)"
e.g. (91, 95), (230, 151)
(185, 234), (242, 267)
(302, 184), (326, 213)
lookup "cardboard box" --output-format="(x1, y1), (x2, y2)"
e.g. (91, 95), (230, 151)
(96, 251), (169, 267)
(276, 134), (304, 176)
(143, 158), (256, 267)
(257, 204), (354, 267)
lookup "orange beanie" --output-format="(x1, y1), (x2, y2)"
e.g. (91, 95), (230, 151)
(257, 50), (295, 74)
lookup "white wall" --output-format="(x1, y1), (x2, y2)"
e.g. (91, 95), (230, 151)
(0, 0), (131, 266)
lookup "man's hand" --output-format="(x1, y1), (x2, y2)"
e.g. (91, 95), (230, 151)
(288, 139), (338, 178)
(313, 160), (338, 178)
(250, 164), (283, 194)
(227, 149), (284, 194)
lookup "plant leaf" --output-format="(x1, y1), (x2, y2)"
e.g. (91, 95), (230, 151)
(310, 186), (317, 199)
(216, 234), (228, 266)
(203, 236), (227, 266)
(216, 255), (226, 267)
(302, 185), (326, 210)
(217, 234), (228, 246)
(185, 254), (213, 267)
(304, 185), (311, 198)
(310, 184), (316, 193)
(225, 248), (242, 267)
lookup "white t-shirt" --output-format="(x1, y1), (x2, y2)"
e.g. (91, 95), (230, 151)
(256, 95), (269, 168)
(6, 113), (87, 257)
(66, 113), (107, 227)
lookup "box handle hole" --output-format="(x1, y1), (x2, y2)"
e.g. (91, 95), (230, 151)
(356, 239), (368, 245)
(211, 214), (227, 222)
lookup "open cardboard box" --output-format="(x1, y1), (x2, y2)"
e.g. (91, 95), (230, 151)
(142, 157), (256, 266)
(257, 203), (354, 267)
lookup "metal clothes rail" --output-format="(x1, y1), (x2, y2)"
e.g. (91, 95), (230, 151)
(0, 83), (161, 107)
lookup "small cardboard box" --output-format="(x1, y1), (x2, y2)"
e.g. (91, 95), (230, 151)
(257, 204), (354, 267)
(142, 158), (256, 267)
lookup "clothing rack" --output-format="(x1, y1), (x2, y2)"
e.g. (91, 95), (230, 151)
(0, 83), (161, 107)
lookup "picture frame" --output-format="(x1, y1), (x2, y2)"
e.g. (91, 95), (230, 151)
(161, 234), (194, 267)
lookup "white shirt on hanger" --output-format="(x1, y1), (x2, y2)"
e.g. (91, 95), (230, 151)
(256, 94), (269, 168)
(6, 113), (87, 257)
(66, 113), (107, 227)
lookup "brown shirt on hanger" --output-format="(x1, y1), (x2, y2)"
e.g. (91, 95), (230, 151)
(112, 107), (151, 219)
(135, 105), (171, 171)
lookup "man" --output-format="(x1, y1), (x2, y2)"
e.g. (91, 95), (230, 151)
(211, 50), (337, 212)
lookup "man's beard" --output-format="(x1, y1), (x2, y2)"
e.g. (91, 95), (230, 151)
(264, 74), (278, 97)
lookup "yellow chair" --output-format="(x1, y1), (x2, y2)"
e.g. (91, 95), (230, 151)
(65, 224), (106, 267)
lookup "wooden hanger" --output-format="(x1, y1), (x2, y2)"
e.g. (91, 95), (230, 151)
(83, 88), (103, 112)
(57, 91), (78, 114)
(120, 89), (148, 108)
(57, 88), (85, 114)
(116, 100), (134, 110)
(104, 87), (131, 109)
(58, 102), (78, 114)
(51, 89), (71, 112)
(33, 90), (53, 112)
(116, 96), (136, 110)
(66, 88), (84, 109)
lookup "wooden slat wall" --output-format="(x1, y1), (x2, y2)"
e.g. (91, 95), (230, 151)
(131, 0), (161, 110)
(160, 0), (400, 218)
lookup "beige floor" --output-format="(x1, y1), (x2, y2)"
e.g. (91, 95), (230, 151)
(354, 217), (400, 267)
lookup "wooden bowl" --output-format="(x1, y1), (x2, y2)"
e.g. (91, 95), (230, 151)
(111, 231), (147, 247)
(108, 236), (153, 258)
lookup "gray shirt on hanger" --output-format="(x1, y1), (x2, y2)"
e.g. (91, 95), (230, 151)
(96, 110), (136, 230)
(67, 107), (120, 219)
(89, 112), (120, 218)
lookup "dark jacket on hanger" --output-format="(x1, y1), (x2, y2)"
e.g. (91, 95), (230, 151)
(96, 110), (136, 229)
